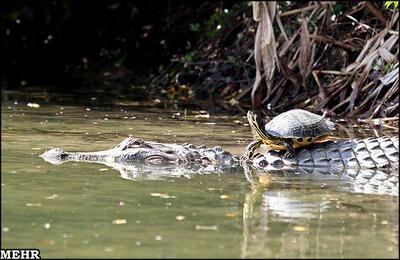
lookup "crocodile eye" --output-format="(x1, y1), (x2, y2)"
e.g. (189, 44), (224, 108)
(307, 137), (313, 143)
(131, 140), (142, 146)
(258, 159), (268, 167)
(297, 138), (303, 142)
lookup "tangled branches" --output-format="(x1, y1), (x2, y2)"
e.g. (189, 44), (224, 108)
(150, 2), (399, 121)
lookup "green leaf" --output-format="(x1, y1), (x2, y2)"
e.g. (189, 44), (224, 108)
(189, 23), (200, 32)
(384, 1), (399, 8)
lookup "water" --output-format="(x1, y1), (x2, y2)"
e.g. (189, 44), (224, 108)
(1, 91), (398, 258)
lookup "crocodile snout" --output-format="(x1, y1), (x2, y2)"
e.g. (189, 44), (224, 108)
(40, 148), (67, 165)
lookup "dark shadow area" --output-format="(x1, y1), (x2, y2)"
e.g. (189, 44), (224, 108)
(1, 0), (238, 91)
(1, 1), (398, 120)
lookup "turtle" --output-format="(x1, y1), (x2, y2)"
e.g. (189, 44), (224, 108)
(241, 109), (335, 162)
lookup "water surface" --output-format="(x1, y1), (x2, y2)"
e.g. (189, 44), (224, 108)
(1, 91), (398, 258)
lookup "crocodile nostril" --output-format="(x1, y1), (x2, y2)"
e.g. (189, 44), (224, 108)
(214, 146), (223, 152)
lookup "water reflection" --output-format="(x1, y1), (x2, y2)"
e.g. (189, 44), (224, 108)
(244, 162), (399, 196)
(241, 171), (399, 258)
(261, 191), (331, 220)
(42, 159), (240, 181)
(39, 143), (398, 195)
(1, 96), (399, 258)
(36, 153), (399, 257)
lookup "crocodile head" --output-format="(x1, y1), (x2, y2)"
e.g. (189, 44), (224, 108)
(115, 137), (153, 151)
(251, 152), (291, 170)
(40, 148), (68, 165)
(117, 148), (181, 165)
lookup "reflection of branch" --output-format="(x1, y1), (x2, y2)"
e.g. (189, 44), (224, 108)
(241, 167), (271, 258)
(241, 192), (251, 259)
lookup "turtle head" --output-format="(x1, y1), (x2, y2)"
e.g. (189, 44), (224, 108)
(246, 111), (272, 141)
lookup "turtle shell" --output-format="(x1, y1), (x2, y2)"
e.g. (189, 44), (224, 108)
(264, 109), (334, 138)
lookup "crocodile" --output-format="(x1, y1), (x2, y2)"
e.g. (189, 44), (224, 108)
(40, 137), (240, 180)
(40, 136), (399, 194)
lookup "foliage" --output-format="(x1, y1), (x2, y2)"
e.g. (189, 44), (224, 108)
(151, 1), (399, 120)
(2, 1), (399, 120)
(384, 1), (399, 8)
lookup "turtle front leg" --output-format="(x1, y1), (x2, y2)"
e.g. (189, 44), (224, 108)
(283, 140), (296, 157)
(240, 140), (262, 165)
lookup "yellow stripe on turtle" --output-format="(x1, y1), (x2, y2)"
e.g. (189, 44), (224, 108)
(292, 135), (335, 148)
(260, 135), (335, 150)
(292, 137), (315, 148)
(260, 138), (286, 150)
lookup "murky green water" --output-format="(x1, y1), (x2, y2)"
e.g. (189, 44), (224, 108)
(1, 91), (398, 258)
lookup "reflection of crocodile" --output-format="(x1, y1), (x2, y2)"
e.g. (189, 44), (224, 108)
(41, 136), (399, 193)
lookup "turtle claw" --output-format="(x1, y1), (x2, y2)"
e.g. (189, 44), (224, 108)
(284, 150), (292, 158)
(284, 150), (296, 158)
(239, 156), (248, 166)
(283, 141), (296, 158)
(240, 152), (252, 166)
